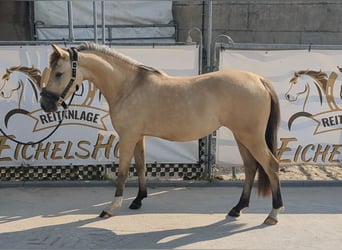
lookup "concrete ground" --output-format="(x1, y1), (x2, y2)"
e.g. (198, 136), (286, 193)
(0, 182), (341, 249)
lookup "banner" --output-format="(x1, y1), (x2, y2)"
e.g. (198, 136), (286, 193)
(217, 49), (342, 166)
(0, 45), (199, 166)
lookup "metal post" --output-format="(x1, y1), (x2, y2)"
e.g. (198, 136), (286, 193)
(67, 1), (75, 42)
(186, 27), (203, 75)
(93, 1), (98, 43)
(101, 1), (105, 44)
(213, 35), (234, 71)
(206, 0), (213, 178)
(206, 0), (213, 71)
(232, 166), (237, 179)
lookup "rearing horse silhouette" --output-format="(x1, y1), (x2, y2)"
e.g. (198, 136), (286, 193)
(0, 66), (42, 127)
(1, 66), (42, 103)
(40, 42), (283, 225)
(285, 69), (340, 130)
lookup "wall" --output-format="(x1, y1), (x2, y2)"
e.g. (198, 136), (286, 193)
(173, 0), (342, 45)
(1, 1), (341, 45)
(0, 2), (32, 41)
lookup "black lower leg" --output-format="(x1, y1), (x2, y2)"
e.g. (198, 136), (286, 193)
(129, 189), (147, 209)
(272, 187), (283, 209)
(228, 197), (249, 217)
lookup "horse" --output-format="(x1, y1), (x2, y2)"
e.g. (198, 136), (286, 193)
(40, 42), (283, 225)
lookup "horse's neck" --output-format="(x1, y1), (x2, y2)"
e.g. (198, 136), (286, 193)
(79, 52), (137, 103)
(301, 75), (331, 110)
(15, 78), (24, 109)
(304, 75), (324, 91)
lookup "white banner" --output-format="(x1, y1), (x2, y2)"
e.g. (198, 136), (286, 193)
(217, 49), (342, 166)
(0, 45), (199, 166)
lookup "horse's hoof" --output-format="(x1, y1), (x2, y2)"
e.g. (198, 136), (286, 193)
(129, 201), (142, 210)
(228, 208), (241, 217)
(99, 210), (113, 218)
(263, 215), (278, 225)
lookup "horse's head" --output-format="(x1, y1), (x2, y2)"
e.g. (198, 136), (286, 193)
(0, 68), (22, 99)
(285, 71), (310, 102)
(40, 44), (83, 112)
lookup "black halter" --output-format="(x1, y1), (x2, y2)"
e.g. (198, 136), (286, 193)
(40, 47), (79, 109)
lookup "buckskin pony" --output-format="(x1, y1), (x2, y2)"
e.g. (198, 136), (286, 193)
(40, 42), (283, 225)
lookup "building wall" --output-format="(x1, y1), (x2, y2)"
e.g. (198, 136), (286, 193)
(173, 0), (342, 45)
(0, 2), (32, 41)
(1, 0), (341, 46)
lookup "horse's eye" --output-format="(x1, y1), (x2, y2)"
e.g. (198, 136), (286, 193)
(55, 72), (63, 78)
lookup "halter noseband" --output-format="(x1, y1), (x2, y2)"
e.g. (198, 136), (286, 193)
(40, 47), (78, 109)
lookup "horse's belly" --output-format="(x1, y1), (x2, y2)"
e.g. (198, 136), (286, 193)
(151, 129), (217, 142)
(145, 117), (220, 142)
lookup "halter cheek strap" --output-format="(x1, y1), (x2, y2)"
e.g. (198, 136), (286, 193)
(40, 47), (79, 109)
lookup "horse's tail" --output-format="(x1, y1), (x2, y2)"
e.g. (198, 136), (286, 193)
(257, 78), (280, 197)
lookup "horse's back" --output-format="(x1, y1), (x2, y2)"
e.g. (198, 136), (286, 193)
(186, 69), (270, 108)
(202, 69), (265, 90)
(192, 69), (272, 133)
(141, 69), (272, 140)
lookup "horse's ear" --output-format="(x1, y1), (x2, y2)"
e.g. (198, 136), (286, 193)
(50, 44), (68, 58)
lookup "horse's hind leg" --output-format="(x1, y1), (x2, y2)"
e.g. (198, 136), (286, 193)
(242, 138), (284, 225)
(129, 137), (148, 209)
(228, 139), (257, 218)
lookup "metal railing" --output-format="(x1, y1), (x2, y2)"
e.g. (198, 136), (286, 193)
(34, 23), (177, 44)
(32, 0), (177, 44)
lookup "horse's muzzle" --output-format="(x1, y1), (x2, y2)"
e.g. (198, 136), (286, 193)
(40, 88), (59, 112)
(40, 96), (58, 113)
(285, 93), (296, 102)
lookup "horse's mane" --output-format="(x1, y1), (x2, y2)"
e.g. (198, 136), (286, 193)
(292, 69), (328, 90)
(3, 66), (41, 84)
(74, 42), (163, 74)
(1, 65), (41, 101)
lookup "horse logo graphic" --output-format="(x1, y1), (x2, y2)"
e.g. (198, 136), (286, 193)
(0, 65), (110, 142)
(0, 66), (42, 128)
(285, 68), (342, 134)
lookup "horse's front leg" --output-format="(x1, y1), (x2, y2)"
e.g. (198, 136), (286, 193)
(129, 137), (147, 209)
(100, 137), (137, 218)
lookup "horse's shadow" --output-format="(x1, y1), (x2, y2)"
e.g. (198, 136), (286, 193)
(0, 215), (268, 249)
(0, 187), (274, 248)
(130, 217), (268, 249)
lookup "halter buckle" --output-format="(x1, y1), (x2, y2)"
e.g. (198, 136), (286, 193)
(57, 98), (68, 109)
(72, 61), (77, 69)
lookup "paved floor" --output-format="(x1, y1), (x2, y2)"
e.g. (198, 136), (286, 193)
(0, 183), (341, 249)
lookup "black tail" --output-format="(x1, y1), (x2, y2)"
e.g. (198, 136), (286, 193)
(257, 79), (280, 197)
